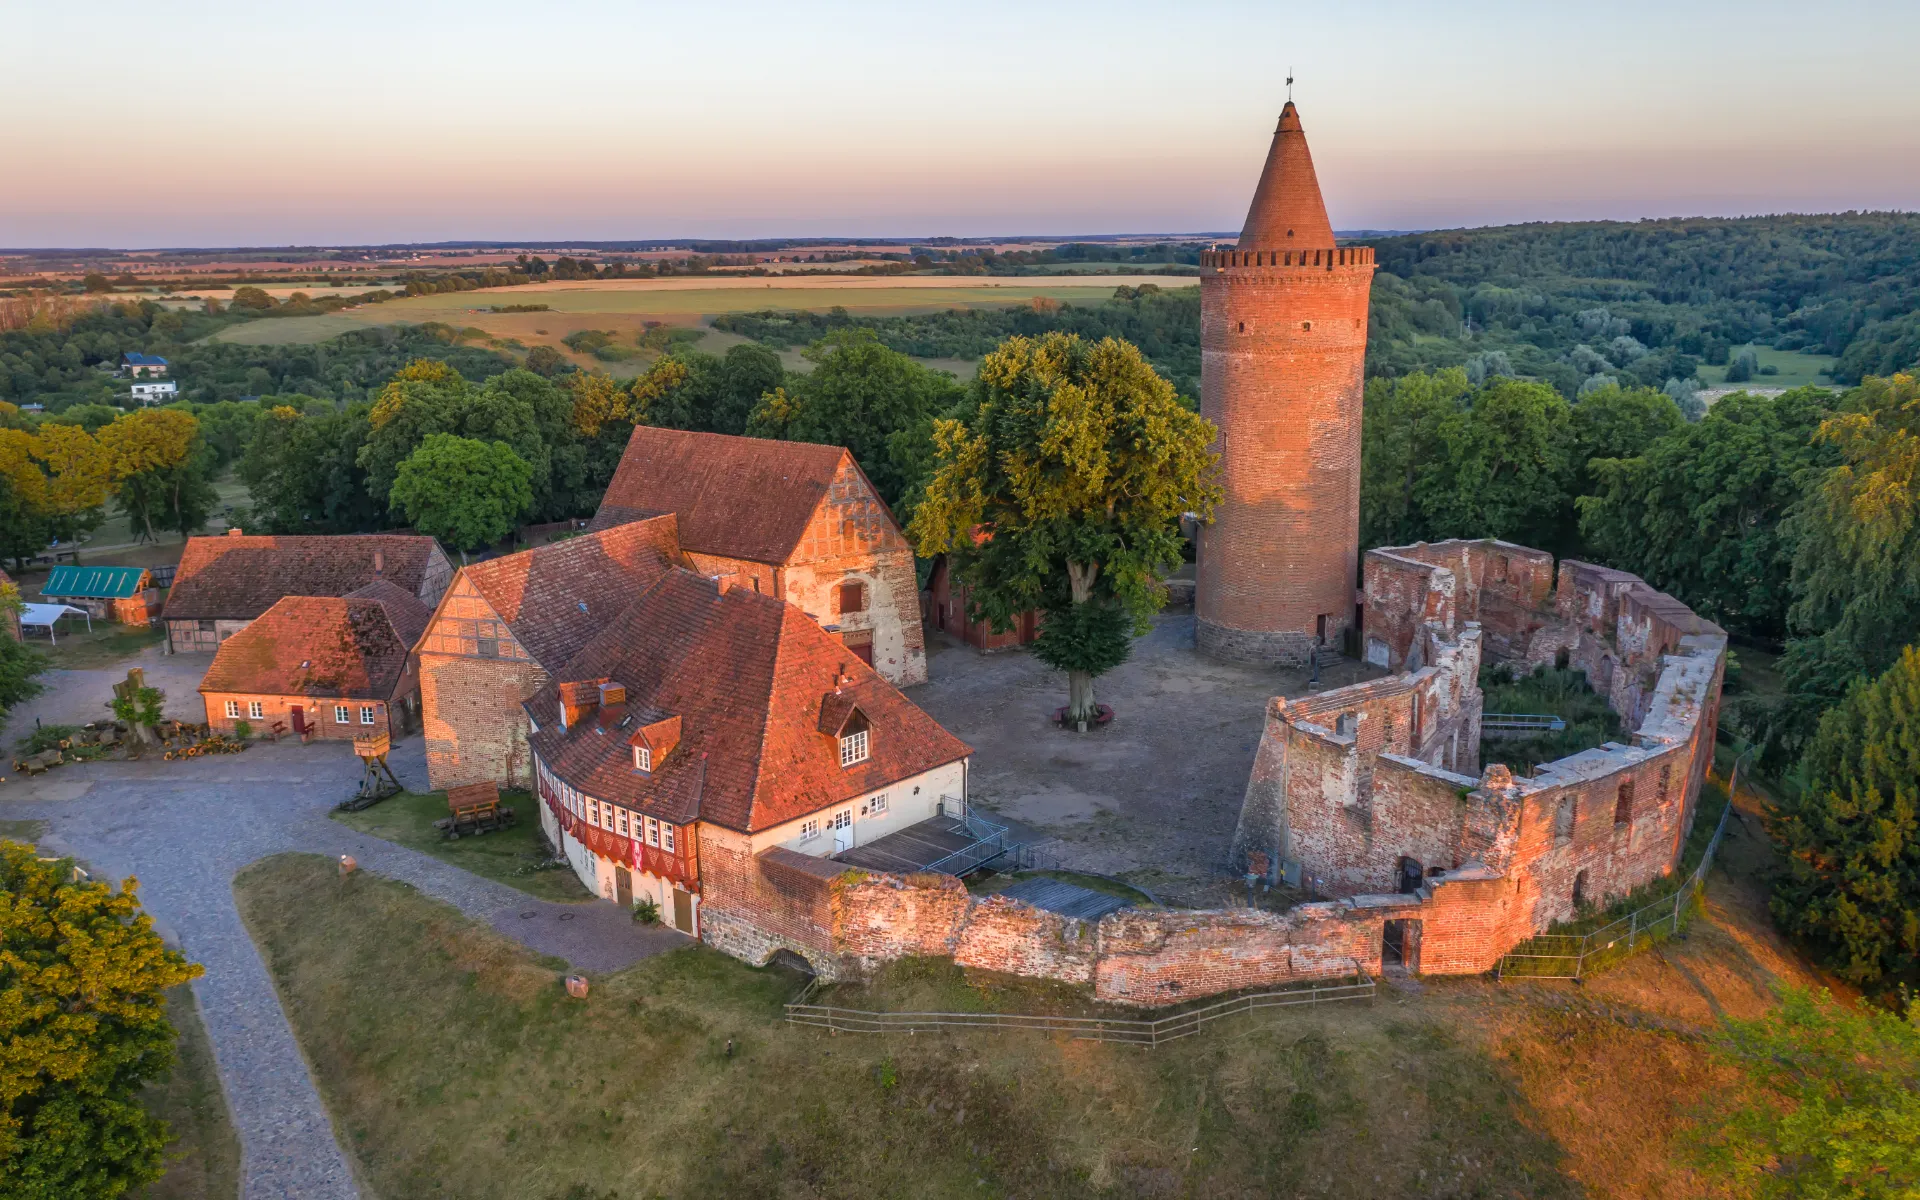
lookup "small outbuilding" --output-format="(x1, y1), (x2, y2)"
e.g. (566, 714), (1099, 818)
(199, 581), (431, 742)
(39, 565), (162, 626)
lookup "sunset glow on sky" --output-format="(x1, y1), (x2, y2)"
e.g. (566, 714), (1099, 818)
(5, 0), (1917, 246)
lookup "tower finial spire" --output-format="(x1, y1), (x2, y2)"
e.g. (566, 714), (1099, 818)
(1286, 67), (1293, 104)
(1236, 97), (1335, 250)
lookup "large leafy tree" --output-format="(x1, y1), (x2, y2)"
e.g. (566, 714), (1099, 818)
(1692, 986), (1920, 1199)
(389, 433), (533, 552)
(748, 333), (962, 507)
(1577, 387), (1835, 640)
(96, 409), (207, 543)
(0, 843), (202, 1197)
(911, 333), (1218, 724)
(1769, 644), (1920, 992)
(239, 402), (382, 534)
(1358, 367), (1471, 549)
(1781, 374), (1920, 710)
(1417, 376), (1575, 551)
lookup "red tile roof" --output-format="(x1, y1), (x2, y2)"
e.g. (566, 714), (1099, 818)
(164, 534), (443, 621)
(590, 427), (855, 564)
(343, 579), (432, 647)
(198, 593), (423, 701)
(454, 515), (684, 670)
(527, 568), (969, 833)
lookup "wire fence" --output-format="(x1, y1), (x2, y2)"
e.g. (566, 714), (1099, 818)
(785, 969), (1374, 1047)
(1495, 792), (1735, 981)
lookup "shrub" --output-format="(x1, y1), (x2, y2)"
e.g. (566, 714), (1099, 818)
(631, 897), (660, 925)
(232, 719), (253, 740)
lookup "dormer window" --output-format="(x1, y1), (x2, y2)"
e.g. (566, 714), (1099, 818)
(840, 728), (869, 767)
(633, 746), (652, 773)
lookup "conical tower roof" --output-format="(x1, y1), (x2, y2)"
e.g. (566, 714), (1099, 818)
(1236, 102), (1336, 251)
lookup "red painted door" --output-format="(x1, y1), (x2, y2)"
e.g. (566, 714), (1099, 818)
(290, 706), (307, 736)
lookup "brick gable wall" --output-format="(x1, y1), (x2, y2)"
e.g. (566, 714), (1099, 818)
(779, 459), (926, 686)
(418, 577), (546, 789)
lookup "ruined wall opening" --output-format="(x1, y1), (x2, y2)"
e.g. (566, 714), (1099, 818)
(1572, 869), (1591, 911)
(1382, 918), (1421, 973)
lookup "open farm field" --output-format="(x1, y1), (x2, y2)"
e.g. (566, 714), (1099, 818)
(207, 314), (370, 344)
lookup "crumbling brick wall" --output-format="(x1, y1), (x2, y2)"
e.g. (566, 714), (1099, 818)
(699, 834), (842, 976)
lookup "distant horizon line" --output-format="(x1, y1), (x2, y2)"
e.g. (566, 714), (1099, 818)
(6, 209), (1919, 257)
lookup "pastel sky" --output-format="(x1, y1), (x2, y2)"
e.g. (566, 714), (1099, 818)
(5, 0), (1917, 247)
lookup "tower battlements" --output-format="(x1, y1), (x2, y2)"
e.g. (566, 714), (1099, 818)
(1200, 246), (1375, 271)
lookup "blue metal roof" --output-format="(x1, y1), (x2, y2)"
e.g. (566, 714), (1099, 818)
(123, 352), (168, 367)
(41, 565), (149, 599)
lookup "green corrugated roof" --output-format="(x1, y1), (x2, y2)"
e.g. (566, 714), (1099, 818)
(41, 565), (148, 599)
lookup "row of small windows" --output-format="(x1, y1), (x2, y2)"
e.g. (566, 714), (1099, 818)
(223, 700), (373, 724)
(798, 794), (887, 843)
(539, 760), (677, 852)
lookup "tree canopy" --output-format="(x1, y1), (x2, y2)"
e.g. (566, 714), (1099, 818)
(388, 433), (533, 553)
(912, 332), (1218, 723)
(0, 844), (202, 1197)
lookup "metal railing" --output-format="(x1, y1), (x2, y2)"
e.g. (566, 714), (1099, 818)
(1481, 713), (1568, 732)
(785, 968), (1374, 1047)
(920, 809), (1012, 877)
(1495, 789), (1735, 981)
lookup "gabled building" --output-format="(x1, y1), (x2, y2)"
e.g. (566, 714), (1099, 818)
(121, 352), (168, 377)
(39, 565), (162, 626)
(415, 515), (685, 789)
(199, 580), (431, 741)
(525, 567), (970, 935)
(163, 531), (452, 653)
(591, 426), (927, 686)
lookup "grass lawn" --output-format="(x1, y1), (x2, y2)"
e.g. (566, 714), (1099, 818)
(239, 852), (1618, 1200)
(140, 984), (242, 1200)
(31, 622), (164, 670)
(1697, 345), (1839, 390)
(330, 788), (590, 903)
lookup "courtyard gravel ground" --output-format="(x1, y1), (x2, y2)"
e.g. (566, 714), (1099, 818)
(0, 728), (686, 1200)
(910, 613), (1382, 906)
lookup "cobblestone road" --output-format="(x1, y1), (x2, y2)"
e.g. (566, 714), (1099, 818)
(0, 737), (687, 1200)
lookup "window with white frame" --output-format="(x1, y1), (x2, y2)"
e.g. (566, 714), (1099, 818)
(831, 810), (852, 832)
(334, 705), (350, 724)
(645, 817), (659, 847)
(248, 701), (264, 720)
(863, 793), (888, 818)
(359, 705), (375, 725)
(617, 809), (629, 837)
(225, 700), (240, 718)
(663, 824), (675, 853)
(633, 746), (651, 772)
(839, 728), (869, 767)
(800, 819), (820, 841)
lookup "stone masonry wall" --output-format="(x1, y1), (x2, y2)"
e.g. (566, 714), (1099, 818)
(780, 459), (928, 686)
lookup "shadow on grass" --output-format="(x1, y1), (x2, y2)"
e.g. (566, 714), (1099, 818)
(329, 788), (590, 903)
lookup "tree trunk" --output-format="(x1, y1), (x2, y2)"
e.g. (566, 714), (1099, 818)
(1067, 669), (1096, 727)
(1065, 560), (1101, 728)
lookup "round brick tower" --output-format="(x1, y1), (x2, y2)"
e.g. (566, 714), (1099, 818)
(1196, 102), (1375, 667)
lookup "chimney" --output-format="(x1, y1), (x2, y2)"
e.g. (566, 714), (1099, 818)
(558, 679), (604, 730)
(226, 527), (243, 537)
(373, 549), (384, 577)
(598, 681), (626, 708)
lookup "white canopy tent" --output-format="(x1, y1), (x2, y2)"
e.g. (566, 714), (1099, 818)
(21, 603), (91, 643)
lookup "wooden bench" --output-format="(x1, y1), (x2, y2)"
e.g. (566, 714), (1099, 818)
(436, 782), (516, 839)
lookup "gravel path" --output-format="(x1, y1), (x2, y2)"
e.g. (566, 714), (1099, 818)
(0, 736), (687, 1200)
